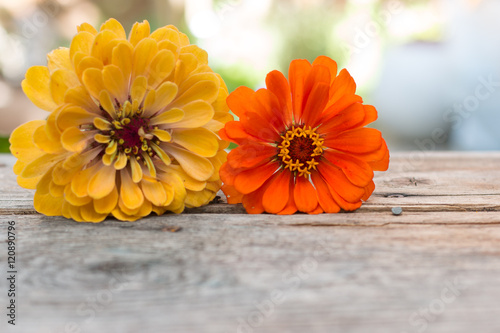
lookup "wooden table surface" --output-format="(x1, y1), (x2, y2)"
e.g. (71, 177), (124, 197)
(1, 152), (500, 333)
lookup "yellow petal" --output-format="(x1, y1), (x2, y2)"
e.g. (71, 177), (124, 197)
(34, 191), (64, 216)
(80, 203), (108, 223)
(100, 18), (126, 39)
(141, 177), (167, 206)
(180, 45), (208, 66)
(69, 31), (94, 63)
(164, 145), (214, 181)
(114, 151), (128, 170)
(120, 168), (144, 210)
(49, 180), (65, 198)
(93, 117), (112, 131)
(102, 64), (127, 102)
(166, 165), (206, 191)
(82, 68), (105, 101)
(68, 204), (84, 222)
(112, 42), (133, 82)
(61, 127), (92, 152)
(36, 166), (53, 195)
(130, 76), (148, 105)
(150, 142), (171, 165)
(94, 186), (118, 214)
(171, 128), (219, 157)
(132, 38), (157, 79)
(77, 22), (97, 35)
(99, 90), (117, 117)
(64, 86), (100, 113)
(151, 129), (171, 142)
(63, 146), (101, 170)
(143, 89), (156, 113)
(149, 108), (184, 125)
(171, 80), (218, 107)
(45, 107), (63, 142)
(185, 188), (215, 208)
(57, 106), (94, 130)
(33, 124), (64, 154)
(159, 172), (186, 212)
(178, 73), (218, 95)
(21, 153), (65, 179)
(142, 81), (178, 117)
(22, 66), (57, 111)
(9, 120), (45, 162)
(173, 53), (198, 85)
(129, 156), (143, 183)
(50, 69), (80, 105)
(76, 55), (103, 79)
(47, 47), (73, 73)
(129, 20), (151, 46)
(64, 183), (92, 206)
(157, 40), (180, 58)
(88, 164), (117, 199)
(168, 100), (214, 129)
(91, 30), (119, 64)
(71, 163), (100, 197)
(52, 162), (79, 186)
(148, 49), (176, 88)
(150, 26), (181, 44)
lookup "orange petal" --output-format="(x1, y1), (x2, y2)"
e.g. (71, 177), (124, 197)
(361, 180), (376, 201)
(277, 179), (298, 215)
(227, 143), (276, 170)
(317, 161), (365, 203)
(311, 172), (340, 213)
(265, 70), (292, 126)
(318, 102), (365, 134)
(250, 88), (286, 133)
(318, 94), (363, 127)
(241, 182), (269, 214)
(329, 68), (356, 106)
(234, 162), (278, 195)
(219, 162), (238, 186)
(240, 111), (280, 143)
(368, 144), (390, 171)
(312, 56), (338, 85)
(262, 169), (292, 213)
(221, 184), (243, 204)
(288, 59), (312, 122)
(293, 176), (319, 213)
(328, 184), (362, 211)
(324, 128), (383, 154)
(226, 86), (254, 118)
(301, 82), (330, 126)
(360, 104), (378, 127)
(303, 64), (331, 102)
(323, 150), (374, 187)
(222, 121), (261, 145)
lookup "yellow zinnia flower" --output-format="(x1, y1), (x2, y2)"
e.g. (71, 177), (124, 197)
(10, 19), (232, 222)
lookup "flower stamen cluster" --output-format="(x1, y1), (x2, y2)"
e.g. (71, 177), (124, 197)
(278, 125), (324, 178)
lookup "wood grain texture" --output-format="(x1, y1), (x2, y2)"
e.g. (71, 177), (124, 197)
(0, 152), (500, 333)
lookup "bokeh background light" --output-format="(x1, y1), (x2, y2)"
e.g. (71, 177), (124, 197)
(1, 0), (499, 152)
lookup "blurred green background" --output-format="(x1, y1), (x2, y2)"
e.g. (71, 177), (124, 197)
(1, 0), (499, 152)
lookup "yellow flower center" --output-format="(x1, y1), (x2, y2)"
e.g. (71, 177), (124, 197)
(93, 100), (171, 174)
(278, 125), (324, 178)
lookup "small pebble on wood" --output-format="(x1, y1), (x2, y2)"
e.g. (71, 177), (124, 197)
(391, 207), (403, 215)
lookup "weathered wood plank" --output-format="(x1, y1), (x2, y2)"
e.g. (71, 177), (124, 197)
(1, 152), (500, 333)
(1, 214), (500, 333)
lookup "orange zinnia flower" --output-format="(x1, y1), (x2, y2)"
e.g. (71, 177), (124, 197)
(219, 56), (389, 214)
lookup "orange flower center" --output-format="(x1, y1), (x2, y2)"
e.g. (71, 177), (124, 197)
(278, 125), (324, 178)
